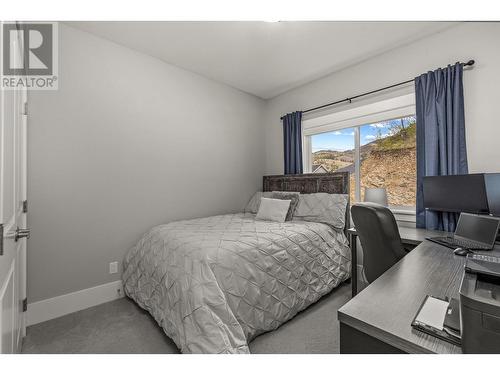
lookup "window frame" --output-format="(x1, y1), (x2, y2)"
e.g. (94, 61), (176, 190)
(302, 93), (416, 222)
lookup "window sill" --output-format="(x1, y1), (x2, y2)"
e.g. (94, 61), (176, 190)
(390, 207), (415, 215)
(390, 207), (416, 223)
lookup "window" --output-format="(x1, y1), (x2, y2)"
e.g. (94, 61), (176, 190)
(311, 128), (357, 203)
(303, 94), (416, 212)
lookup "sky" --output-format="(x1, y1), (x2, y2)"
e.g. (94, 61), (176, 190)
(311, 116), (414, 152)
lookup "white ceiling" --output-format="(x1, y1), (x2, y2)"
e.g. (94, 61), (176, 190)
(69, 21), (458, 99)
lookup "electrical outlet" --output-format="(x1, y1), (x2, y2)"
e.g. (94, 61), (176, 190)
(109, 261), (118, 274)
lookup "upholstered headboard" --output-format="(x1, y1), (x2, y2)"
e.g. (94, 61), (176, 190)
(263, 172), (350, 234)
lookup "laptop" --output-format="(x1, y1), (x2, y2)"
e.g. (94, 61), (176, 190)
(427, 213), (500, 250)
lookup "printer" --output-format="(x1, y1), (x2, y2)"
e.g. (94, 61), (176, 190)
(460, 254), (500, 353)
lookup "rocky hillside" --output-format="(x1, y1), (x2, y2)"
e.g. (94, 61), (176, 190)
(360, 147), (416, 206)
(313, 123), (416, 206)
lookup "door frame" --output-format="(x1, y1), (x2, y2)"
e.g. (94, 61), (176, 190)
(0, 21), (28, 353)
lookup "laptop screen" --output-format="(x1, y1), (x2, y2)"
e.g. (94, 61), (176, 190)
(455, 213), (500, 246)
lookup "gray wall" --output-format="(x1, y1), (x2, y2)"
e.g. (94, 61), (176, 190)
(27, 24), (265, 302)
(263, 22), (500, 175)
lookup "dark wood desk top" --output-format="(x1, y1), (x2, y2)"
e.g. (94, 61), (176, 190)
(338, 240), (500, 354)
(347, 226), (446, 245)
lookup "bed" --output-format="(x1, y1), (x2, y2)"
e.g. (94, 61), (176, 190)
(122, 173), (351, 353)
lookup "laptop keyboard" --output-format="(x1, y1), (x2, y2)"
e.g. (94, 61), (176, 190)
(429, 236), (491, 250)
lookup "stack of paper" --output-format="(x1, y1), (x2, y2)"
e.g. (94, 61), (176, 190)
(415, 296), (450, 330)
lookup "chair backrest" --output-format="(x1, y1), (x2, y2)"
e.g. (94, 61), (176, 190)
(351, 202), (406, 283)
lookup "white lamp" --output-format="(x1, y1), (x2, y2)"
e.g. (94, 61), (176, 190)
(364, 187), (388, 207)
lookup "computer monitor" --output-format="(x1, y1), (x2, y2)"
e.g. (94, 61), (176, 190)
(485, 173), (500, 217)
(423, 174), (490, 214)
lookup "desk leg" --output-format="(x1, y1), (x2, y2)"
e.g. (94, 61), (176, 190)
(340, 322), (405, 354)
(350, 233), (357, 297)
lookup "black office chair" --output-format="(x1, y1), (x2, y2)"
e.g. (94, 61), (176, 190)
(351, 202), (407, 284)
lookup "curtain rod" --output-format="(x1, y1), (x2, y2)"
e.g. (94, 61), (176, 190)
(280, 59), (475, 120)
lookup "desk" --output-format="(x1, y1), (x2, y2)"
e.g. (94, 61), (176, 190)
(338, 240), (500, 353)
(347, 226), (445, 297)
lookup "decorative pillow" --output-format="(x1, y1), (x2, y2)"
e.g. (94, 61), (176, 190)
(256, 198), (291, 223)
(244, 191), (273, 214)
(271, 191), (300, 221)
(293, 193), (349, 229)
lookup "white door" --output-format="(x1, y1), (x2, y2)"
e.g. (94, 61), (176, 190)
(0, 23), (28, 354)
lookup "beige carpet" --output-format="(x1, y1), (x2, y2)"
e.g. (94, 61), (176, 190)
(22, 282), (352, 354)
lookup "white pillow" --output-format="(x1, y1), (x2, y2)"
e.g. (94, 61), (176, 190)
(256, 198), (291, 223)
(244, 191), (273, 213)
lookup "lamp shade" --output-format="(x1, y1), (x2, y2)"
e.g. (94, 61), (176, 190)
(364, 187), (388, 206)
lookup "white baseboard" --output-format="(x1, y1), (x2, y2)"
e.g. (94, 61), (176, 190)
(27, 280), (123, 326)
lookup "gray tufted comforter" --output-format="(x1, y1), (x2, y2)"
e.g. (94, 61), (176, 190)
(122, 213), (350, 353)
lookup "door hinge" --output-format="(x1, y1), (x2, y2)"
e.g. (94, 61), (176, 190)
(22, 200), (28, 213)
(23, 102), (28, 116)
(0, 223), (3, 256)
(22, 298), (28, 312)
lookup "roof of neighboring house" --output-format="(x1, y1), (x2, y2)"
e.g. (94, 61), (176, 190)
(312, 164), (328, 173)
(335, 164), (355, 174)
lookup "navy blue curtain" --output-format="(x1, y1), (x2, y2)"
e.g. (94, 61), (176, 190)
(415, 63), (468, 231)
(283, 111), (303, 174)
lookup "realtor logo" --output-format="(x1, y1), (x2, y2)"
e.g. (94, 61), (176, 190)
(1, 22), (58, 90)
